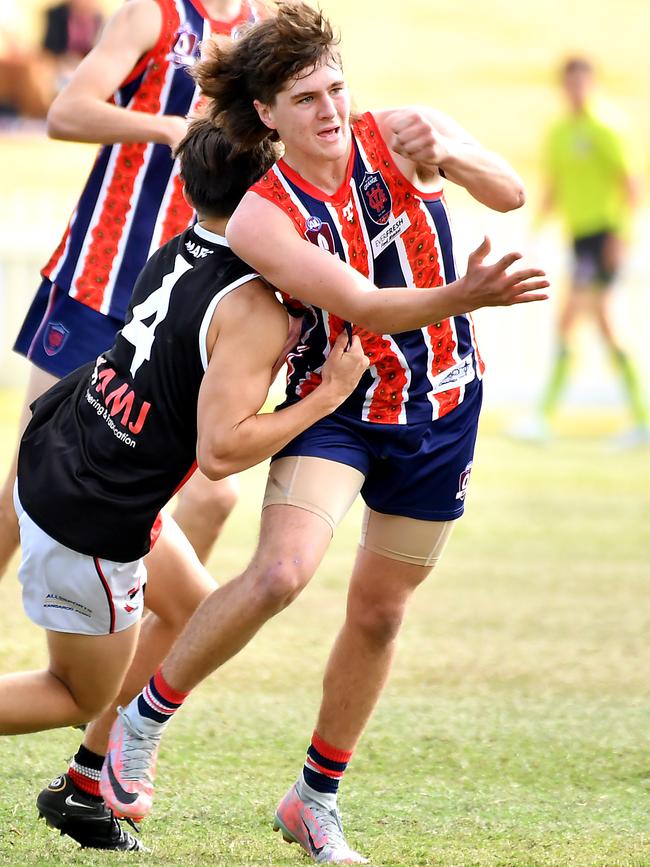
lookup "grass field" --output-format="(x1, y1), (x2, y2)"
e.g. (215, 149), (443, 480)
(1, 392), (649, 866)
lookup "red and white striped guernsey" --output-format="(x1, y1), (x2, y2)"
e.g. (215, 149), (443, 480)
(42, 0), (260, 323)
(250, 112), (485, 426)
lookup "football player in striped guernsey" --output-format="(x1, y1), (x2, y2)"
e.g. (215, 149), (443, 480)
(101, 4), (549, 863)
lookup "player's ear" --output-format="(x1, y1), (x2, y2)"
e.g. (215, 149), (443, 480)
(181, 181), (194, 212)
(253, 99), (277, 132)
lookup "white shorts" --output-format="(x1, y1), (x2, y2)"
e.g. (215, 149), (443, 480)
(14, 484), (146, 636)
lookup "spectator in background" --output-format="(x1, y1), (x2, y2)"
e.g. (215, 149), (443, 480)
(0, 0), (103, 119)
(0, 0), (47, 118)
(42, 0), (104, 94)
(515, 57), (648, 446)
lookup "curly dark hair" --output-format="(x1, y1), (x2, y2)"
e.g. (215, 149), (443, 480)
(192, 2), (341, 149)
(174, 118), (279, 217)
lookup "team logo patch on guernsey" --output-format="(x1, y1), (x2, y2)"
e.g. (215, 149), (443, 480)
(43, 322), (69, 356)
(360, 171), (392, 225)
(455, 461), (473, 501)
(169, 27), (199, 68)
(305, 216), (336, 254)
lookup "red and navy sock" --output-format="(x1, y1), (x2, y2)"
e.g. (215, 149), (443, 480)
(68, 744), (104, 801)
(136, 669), (189, 724)
(302, 731), (353, 796)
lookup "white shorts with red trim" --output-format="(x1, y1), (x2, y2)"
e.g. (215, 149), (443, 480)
(13, 484), (146, 636)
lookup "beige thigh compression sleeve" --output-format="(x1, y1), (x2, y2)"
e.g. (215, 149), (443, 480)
(360, 509), (455, 568)
(263, 456), (365, 532)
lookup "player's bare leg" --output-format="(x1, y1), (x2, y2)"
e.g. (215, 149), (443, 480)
(21, 623), (146, 852)
(273, 549), (427, 864)
(0, 623), (140, 734)
(274, 515), (454, 863)
(510, 289), (584, 441)
(0, 365), (58, 581)
(172, 471), (239, 563)
(593, 292), (649, 440)
(534, 288), (585, 433)
(81, 515), (215, 755)
(315, 551), (432, 750)
(161, 504), (332, 690)
(101, 504), (334, 819)
(34, 514), (214, 847)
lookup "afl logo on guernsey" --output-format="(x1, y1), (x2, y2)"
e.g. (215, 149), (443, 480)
(305, 216), (336, 254)
(360, 171), (392, 225)
(43, 322), (69, 356)
(169, 27), (199, 68)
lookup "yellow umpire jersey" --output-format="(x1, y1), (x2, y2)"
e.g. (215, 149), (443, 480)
(543, 100), (640, 239)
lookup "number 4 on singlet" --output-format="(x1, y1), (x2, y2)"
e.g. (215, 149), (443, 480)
(121, 255), (192, 378)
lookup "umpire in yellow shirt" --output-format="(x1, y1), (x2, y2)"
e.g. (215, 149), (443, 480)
(535, 56), (647, 444)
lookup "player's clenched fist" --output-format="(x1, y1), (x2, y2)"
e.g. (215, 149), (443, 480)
(389, 108), (449, 168)
(320, 333), (370, 403)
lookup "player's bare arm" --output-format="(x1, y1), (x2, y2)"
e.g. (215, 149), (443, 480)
(374, 106), (525, 212)
(227, 194), (549, 335)
(196, 281), (368, 479)
(47, 0), (186, 147)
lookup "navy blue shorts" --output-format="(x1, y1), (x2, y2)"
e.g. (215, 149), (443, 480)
(572, 231), (618, 289)
(13, 278), (122, 377)
(273, 381), (483, 521)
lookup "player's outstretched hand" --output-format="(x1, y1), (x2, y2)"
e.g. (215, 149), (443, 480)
(462, 236), (549, 308)
(320, 333), (370, 404)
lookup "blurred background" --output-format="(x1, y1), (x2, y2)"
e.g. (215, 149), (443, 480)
(1, 0), (649, 422)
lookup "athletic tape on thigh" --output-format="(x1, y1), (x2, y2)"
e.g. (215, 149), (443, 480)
(263, 456), (365, 531)
(360, 509), (455, 567)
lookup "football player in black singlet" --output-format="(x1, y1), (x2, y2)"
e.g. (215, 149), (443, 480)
(0, 118), (368, 850)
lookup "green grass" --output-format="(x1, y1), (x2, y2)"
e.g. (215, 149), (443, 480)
(1, 395), (649, 866)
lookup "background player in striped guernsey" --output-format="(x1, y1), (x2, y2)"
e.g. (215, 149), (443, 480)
(101, 4), (549, 863)
(1, 117), (369, 851)
(0, 0), (273, 580)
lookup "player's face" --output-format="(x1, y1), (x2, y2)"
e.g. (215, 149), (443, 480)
(255, 59), (351, 163)
(563, 68), (593, 110)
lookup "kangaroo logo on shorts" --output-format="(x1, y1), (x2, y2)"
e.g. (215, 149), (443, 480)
(43, 322), (69, 356)
(455, 461), (473, 501)
(360, 171), (392, 225)
(304, 215), (336, 254)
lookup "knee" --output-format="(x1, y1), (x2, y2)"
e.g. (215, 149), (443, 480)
(348, 599), (407, 647)
(252, 558), (312, 613)
(179, 478), (239, 527)
(144, 590), (206, 635)
(207, 480), (239, 522)
(158, 569), (215, 627)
